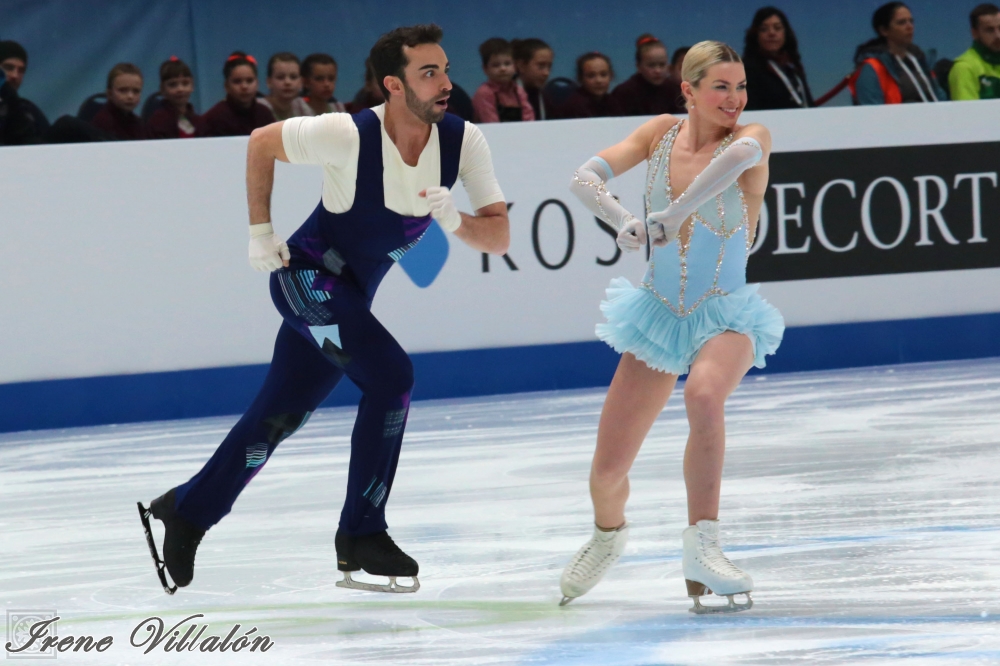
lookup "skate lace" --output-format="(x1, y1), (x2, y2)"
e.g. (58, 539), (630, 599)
(567, 539), (614, 579)
(698, 532), (742, 577)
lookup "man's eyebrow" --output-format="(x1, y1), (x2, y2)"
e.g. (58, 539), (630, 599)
(419, 62), (447, 71)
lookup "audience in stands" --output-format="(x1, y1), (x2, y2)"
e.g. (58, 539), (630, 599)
(559, 52), (615, 119)
(950, 3), (1000, 100)
(146, 57), (205, 139)
(301, 53), (347, 114)
(350, 58), (385, 111)
(513, 38), (555, 119)
(743, 7), (813, 109)
(0, 40), (49, 144)
(852, 2), (945, 104)
(670, 46), (690, 84)
(610, 34), (684, 116)
(90, 63), (145, 140)
(473, 38), (534, 122)
(203, 52), (275, 137)
(10, 3), (1000, 143)
(259, 53), (310, 120)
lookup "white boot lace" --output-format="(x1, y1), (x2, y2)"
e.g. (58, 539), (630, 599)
(698, 531), (743, 578)
(567, 537), (614, 581)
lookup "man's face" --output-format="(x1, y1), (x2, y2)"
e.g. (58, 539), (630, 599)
(394, 43), (451, 124)
(974, 13), (1000, 53)
(0, 57), (26, 91)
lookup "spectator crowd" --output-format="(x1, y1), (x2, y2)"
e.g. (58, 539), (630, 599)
(1, 2), (998, 146)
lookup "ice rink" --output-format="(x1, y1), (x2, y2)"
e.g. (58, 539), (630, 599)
(3, 358), (999, 665)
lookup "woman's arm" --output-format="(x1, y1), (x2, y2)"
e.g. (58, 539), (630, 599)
(596, 113), (677, 175)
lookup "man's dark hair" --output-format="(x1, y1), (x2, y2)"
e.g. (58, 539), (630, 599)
(479, 37), (512, 67)
(971, 3), (1000, 29)
(369, 24), (444, 98)
(743, 7), (804, 73)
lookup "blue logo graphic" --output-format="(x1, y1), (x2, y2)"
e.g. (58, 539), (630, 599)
(398, 219), (449, 288)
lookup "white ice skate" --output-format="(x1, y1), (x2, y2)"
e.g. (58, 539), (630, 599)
(682, 519), (753, 614)
(559, 523), (629, 606)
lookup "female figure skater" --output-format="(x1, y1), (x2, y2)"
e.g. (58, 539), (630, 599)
(561, 41), (784, 613)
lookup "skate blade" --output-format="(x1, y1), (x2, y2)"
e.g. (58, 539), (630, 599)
(335, 571), (419, 594)
(688, 592), (753, 614)
(559, 596), (575, 607)
(136, 502), (177, 595)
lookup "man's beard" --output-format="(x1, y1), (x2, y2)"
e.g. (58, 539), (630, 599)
(403, 81), (446, 124)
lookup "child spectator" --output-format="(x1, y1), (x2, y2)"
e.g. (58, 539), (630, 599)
(91, 63), (145, 140)
(851, 2), (945, 104)
(559, 52), (616, 118)
(259, 52), (311, 120)
(472, 37), (534, 123)
(610, 34), (684, 116)
(202, 52), (275, 137)
(513, 38), (555, 119)
(949, 3), (1000, 100)
(350, 58), (385, 111)
(146, 57), (206, 139)
(670, 46), (690, 83)
(743, 7), (814, 109)
(0, 40), (48, 144)
(301, 53), (347, 115)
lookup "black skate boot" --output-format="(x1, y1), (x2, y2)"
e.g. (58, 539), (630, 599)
(335, 529), (419, 593)
(136, 488), (205, 594)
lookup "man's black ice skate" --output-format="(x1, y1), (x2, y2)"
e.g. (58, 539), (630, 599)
(335, 529), (419, 593)
(137, 488), (205, 594)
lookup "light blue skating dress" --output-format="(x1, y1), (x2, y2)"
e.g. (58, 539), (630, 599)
(596, 120), (785, 375)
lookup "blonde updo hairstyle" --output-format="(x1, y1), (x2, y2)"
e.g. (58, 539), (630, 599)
(680, 40), (742, 109)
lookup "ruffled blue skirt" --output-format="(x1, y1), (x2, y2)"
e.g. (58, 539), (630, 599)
(596, 278), (785, 376)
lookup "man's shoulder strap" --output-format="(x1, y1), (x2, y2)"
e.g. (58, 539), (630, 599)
(437, 112), (465, 189)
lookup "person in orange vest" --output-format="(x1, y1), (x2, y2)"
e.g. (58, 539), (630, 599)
(850, 2), (945, 104)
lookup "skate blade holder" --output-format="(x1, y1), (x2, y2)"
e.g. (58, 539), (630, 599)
(136, 502), (177, 595)
(686, 579), (752, 614)
(336, 571), (420, 594)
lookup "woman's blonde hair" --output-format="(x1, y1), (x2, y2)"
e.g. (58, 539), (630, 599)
(680, 40), (741, 87)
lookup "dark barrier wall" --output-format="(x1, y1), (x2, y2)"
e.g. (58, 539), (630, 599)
(3, 0), (973, 120)
(748, 141), (1000, 281)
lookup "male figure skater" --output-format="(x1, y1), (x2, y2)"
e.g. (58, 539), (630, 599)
(139, 24), (509, 594)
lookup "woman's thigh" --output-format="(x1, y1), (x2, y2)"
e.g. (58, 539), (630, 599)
(593, 353), (678, 477)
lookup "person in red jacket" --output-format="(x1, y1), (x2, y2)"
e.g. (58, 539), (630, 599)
(146, 57), (206, 139)
(90, 63), (145, 140)
(202, 52), (275, 137)
(610, 34), (684, 116)
(559, 52), (616, 119)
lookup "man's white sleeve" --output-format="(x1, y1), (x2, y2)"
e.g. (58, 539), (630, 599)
(458, 122), (506, 211)
(281, 113), (359, 168)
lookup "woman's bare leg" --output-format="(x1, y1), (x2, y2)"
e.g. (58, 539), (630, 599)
(682, 331), (754, 525)
(591, 353), (678, 528)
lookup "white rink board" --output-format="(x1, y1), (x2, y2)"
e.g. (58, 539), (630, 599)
(2, 101), (1000, 384)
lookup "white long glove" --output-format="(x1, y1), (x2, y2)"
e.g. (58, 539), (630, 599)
(422, 186), (462, 232)
(646, 137), (763, 246)
(248, 222), (290, 272)
(570, 158), (641, 233)
(617, 216), (647, 252)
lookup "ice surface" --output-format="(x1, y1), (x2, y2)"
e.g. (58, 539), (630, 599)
(2, 359), (999, 664)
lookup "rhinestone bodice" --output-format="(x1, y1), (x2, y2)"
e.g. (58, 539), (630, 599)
(641, 120), (751, 318)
